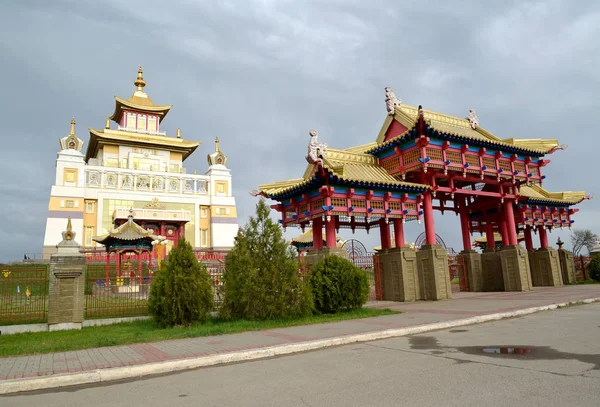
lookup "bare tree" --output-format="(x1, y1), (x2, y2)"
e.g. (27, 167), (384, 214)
(570, 229), (595, 255)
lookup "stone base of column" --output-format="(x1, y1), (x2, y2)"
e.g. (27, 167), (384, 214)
(558, 249), (577, 284)
(416, 244), (451, 300)
(498, 245), (532, 291)
(48, 256), (86, 326)
(530, 248), (563, 287)
(481, 249), (504, 291)
(304, 247), (349, 269)
(527, 249), (539, 286)
(378, 247), (419, 302)
(458, 250), (483, 292)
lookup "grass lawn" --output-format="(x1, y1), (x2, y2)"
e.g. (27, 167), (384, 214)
(0, 307), (398, 358)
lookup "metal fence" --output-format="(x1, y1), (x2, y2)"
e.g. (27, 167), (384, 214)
(0, 264), (49, 325)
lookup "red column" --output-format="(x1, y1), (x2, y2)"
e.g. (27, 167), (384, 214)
(159, 222), (165, 237)
(460, 210), (472, 251)
(486, 222), (495, 249)
(500, 218), (509, 246)
(105, 251), (110, 284)
(138, 251), (143, 285)
(116, 250), (121, 278)
(379, 218), (391, 250)
(538, 226), (548, 248)
(393, 218), (405, 248)
(325, 216), (337, 248)
(524, 225), (534, 250)
(422, 191), (436, 245)
(503, 200), (518, 246)
(312, 217), (323, 249)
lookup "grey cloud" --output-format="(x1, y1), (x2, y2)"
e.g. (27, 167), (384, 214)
(0, 0), (598, 260)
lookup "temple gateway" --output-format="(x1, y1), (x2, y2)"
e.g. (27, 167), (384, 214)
(255, 88), (589, 301)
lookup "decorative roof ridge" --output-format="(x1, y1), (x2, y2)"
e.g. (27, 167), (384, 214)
(89, 127), (200, 146)
(114, 95), (173, 111)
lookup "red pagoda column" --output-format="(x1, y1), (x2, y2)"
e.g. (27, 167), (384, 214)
(379, 218), (391, 250)
(524, 225), (534, 250)
(459, 209), (472, 251)
(538, 225), (549, 248)
(137, 251), (143, 285)
(422, 191), (436, 245)
(393, 218), (405, 248)
(325, 217), (337, 248)
(499, 219), (509, 246)
(116, 250), (121, 278)
(312, 217), (323, 249)
(503, 200), (518, 246)
(105, 252), (110, 284)
(485, 222), (495, 249)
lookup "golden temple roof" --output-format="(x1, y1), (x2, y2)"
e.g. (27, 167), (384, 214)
(93, 212), (157, 244)
(290, 228), (343, 246)
(519, 184), (586, 205)
(474, 233), (525, 245)
(371, 104), (558, 155)
(258, 147), (429, 197)
(85, 128), (200, 161)
(109, 67), (172, 123)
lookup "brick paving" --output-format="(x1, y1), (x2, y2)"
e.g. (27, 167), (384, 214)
(1, 285), (599, 383)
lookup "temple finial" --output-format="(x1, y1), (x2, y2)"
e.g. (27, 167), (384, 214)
(134, 66), (146, 91)
(70, 117), (76, 136)
(176, 128), (181, 138)
(215, 137), (220, 152)
(105, 116), (110, 129)
(66, 217), (72, 232)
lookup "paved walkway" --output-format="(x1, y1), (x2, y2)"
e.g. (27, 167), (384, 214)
(1, 285), (599, 385)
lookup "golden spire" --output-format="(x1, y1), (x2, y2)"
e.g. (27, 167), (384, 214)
(215, 137), (220, 152)
(134, 66), (146, 91)
(105, 116), (110, 129)
(176, 128), (181, 138)
(66, 217), (72, 232)
(70, 117), (76, 136)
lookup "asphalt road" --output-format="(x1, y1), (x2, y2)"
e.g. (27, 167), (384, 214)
(4, 303), (600, 407)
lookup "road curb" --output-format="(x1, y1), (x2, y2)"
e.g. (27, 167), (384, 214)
(2, 297), (599, 395)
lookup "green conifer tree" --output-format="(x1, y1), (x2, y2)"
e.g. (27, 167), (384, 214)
(148, 238), (214, 326)
(221, 198), (313, 320)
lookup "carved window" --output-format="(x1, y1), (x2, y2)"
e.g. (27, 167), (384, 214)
(331, 198), (346, 207)
(445, 151), (461, 165)
(350, 198), (365, 208)
(482, 157), (496, 170)
(86, 201), (95, 214)
(426, 148), (443, 162)
(152, 177), (164, 191)
(514, 162), (525, 174)
(137, 115), (147, 131)
(370, 201), (384, 210)
(200, 229), (208, 247)
(126, 113), (136, 129)
(148, 116), (157, 132)
(465, 155), (479, 168)
(389, 202), (401, 211)
(65, 200), (74, 208)
(168, 178), (179, 192)
(381, 157), (400, 172)
(137, 176), (150, 190)
(405, 203), (417, 212)
(312, 198), (325, 210)
(403, 149), (421, 165)
(498, 160), (512, 173)
(85, 227), (94, 247)
(197, 181), (207, 193)
(529, 167), (540, 177)
(200, 207), (208, 218)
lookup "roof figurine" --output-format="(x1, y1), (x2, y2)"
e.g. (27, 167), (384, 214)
(305, 129), (327, 165)
(384, 87), (401, 115)
(467, 109), (479, 130)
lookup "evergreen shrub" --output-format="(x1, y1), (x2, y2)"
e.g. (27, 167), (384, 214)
(148, 238), (214, 326)
(588, 254), (600, 282)
(309, 255), (370, 314)
(221, 198), (313, 320)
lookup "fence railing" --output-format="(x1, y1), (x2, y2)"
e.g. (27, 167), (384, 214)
(0, 265), (49, 325)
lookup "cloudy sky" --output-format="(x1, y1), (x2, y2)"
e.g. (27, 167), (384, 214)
(1, 0), (599, 261)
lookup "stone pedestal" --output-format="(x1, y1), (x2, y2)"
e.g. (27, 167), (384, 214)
(304, 247), (348, 269)
(558, 249), (577, 284)
(498, 245), (532, 291)
(378, 247), (419, 302)
(416, 244), (451, 300)
(458, 250), (483, 292)
(530, 248), (563, 287)
(481, 249), (504, 291)
(48, 221), (86, 331)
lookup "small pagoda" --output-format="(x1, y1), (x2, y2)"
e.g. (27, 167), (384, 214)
(290, 228), (344, 251)
(254, 87), (590, 301)
(93, 209), (157, 285)
(473, 233), (525, 250)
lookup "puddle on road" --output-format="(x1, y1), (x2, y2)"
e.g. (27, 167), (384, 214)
(449, 329), (469, 333)
(407, 335), (600, 369)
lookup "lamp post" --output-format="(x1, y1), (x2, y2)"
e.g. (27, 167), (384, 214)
(151, 236), (167, 269)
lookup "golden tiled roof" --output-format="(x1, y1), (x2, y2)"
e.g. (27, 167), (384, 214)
(519, 184), (586, 205)
(109, 67), (172, 123)
(290, 228), (343, 245)
(85, 128), (200, 161)
(474, 233), (525, 244)
(258, 148), (429, 197)
(371, 104), (558, 154)
(93, 215), (157, 244)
